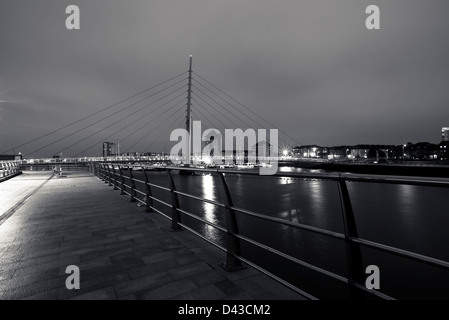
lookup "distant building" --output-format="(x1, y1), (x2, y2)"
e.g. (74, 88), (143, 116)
(0, 154), (20, 161)
(292, 145), (323, 158)
(102, 142), (115, 157)
(407, 142), (439, 160)
(442, 127), (449, 142)
(349, 148), (368, 159)
(439, 141), (449, 160)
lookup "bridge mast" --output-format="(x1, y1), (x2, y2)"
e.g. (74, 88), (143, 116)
(186, 55), (193, 164)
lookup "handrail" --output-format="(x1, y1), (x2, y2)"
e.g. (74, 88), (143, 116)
(0, 161), (22, 182)
(91, 163), (449, 300)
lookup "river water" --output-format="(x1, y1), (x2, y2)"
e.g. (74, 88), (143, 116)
(126, 166), (449, 300)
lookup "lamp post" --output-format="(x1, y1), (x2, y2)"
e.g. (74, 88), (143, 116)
(402, 144), (406, 164)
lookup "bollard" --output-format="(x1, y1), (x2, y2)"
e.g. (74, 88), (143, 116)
(217, 172), (245, 271)
(142, 169), (154, 213)
(337, 178), (365, 300)
(128, 167), (137, 202)
(166, 170), (182, 231)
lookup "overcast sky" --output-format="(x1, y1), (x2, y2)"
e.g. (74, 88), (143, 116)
(1, 0), (449, 158)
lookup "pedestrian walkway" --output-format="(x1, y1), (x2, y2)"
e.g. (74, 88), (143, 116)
(0, 171), (305, 300)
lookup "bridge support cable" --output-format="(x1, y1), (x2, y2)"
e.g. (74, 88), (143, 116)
(193, 71), (301, 147)
(137, 107), (187, 154)
(125, 104), (186, 154)
(193, 77), (263, 130)
(27, 79), (188, 157)
(156, 113), (188, 156)
(191, 98), (229, 131)
(191, 94), (248, 132)
(192, 84), (256, 130)
(112, 98), (186, 144)
(192, 78), (297, 149)
(1, 71), (188, 155)
(56, 87), (188, 156)
(74, 93), (187, 157)
(190, 107), (220, 133)
(141, 106), (187, 154)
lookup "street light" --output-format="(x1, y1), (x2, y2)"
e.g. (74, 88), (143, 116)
(402, 144), (406, 164)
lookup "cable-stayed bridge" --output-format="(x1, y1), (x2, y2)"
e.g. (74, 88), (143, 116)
(2, 57), (299, 164)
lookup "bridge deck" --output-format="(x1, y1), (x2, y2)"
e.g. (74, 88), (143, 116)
(0, 171), (305, 300)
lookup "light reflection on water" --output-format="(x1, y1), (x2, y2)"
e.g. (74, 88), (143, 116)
(396, 184), (419, 235)
(200, 173), (221, 241)
(131, 169), (449, 299)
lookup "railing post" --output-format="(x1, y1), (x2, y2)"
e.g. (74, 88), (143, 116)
(217, 172), (245, 271)
(111, 165), (118, 190)
(128, 167), (137, 202)
(142, 169), (154, 213)
(98, 164), (103, 180)
(106, 164), (113, 186)
(118, 166), (126, 195)
(167, 169), (182, 231)
(337, 177), (365, 300)
(103, 164), (110, 184)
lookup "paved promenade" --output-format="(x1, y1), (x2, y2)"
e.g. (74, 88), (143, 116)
(0, 171), (305, 300)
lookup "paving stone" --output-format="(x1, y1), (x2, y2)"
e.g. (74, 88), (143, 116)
(128, 259), (180, 279)
(0, 171), (306, 300)
(69, 286), (117, 300)
(214, 279), (244, 296)
(21, 289), (59, 300)
(170, 284), (227, 300)
(136, 279), (199, 300)
(114, 272), (172, 297)
(58, 271), (130, 300)
(142, 251), (175, 265)
(189, 270), (227, 288)
(168, 261), (213, 280)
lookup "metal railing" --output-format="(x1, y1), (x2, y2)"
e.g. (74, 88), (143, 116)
(18, 162), (89, 172)
(0, 161), (22, 182)
(91, 163), (449, 300)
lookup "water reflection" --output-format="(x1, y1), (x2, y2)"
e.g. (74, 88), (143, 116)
(129, 169), (449, 298)
(200, 174), (220, 242)
(396, 184), (418, 230)
(279, 167), (324, 174)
